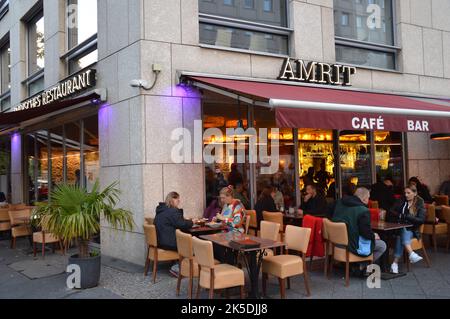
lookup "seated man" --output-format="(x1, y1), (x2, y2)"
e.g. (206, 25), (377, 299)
(299, 184), (328, 216)
(332, 187), (387, 275)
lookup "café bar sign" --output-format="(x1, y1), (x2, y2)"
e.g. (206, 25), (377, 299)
(278, 58), (357, 86)
(13, 69), (96, 112)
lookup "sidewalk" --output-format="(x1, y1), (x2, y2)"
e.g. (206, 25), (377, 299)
(1, 237), (450, 299)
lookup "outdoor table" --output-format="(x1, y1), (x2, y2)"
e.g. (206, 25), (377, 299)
(200, 232), (285, 299)
(372, 221), (413, 279)
(185, 225), (229, 237)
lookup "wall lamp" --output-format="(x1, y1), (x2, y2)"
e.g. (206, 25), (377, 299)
(130, 64), (162, 91)
(430, 133), (450, 141)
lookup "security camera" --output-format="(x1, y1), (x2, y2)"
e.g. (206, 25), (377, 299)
(130, 79), (151, 90)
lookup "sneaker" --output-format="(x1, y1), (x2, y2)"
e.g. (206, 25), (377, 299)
(169, 264), (180, 278)
(409, 252), (423, 264)
(390, 262), (399, 274)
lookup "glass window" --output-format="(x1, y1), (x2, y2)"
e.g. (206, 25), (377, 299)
(339, 131), (372, 195)
(0, 43), (10, 94)
(65, 122), (81, 187)
(67, 0), (98, 49)
(199, 23), (288, 55)
(0, 136), (11, 203)
(334, 0), (396, 69)
(199, 0), (289, 55)
(336, 44), (395, 69)
(374, 131), (404, 195)
(49, 126), (65, 192)
(28, 76), (45, 96)
(28, 12), (45, 76)
(83, 115), (99, 192)
(254, 107), (297, 210)
(69, 49), (98, 74)
(202, 99), (251, 209)
(223, 0), (233, 6)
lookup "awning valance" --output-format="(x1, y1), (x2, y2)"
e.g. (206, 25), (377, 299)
(186, 75), (450, 133)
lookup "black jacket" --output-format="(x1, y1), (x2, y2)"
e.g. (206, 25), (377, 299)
(370, 181), (396, 211)
(301, 194), (328, 217)
(255, 196), (277, 228)
(154, 203), (193, 251)
(392, 197), (426, 239)
(335, 196), (375, 241)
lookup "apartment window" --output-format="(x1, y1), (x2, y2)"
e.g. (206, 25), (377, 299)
(223, 0), (234, 6)
(334, 0), (398, 70)
(65, 0), (98, 75)
(0, 40), (10, 111)
(0, 0), (9, 20)
(199, 0), (290, 55)
(26, 10), (45, 96)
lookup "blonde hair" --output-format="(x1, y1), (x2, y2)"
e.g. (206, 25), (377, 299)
(165, 192), (180, 208)
(220, 186), (234, 197)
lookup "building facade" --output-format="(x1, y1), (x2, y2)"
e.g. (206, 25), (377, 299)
(0, 0), (449, 265)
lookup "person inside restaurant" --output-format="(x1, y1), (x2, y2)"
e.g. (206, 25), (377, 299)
(299, 184), (328, 217)
(203, 196), (224, 222)
(228, 163), (244, 187)
(254, 185), (278, 228)
(215, 186), (246, 234)
(233, 182), (250, 210)
(439, 175), (450, 197)
(389, 184), (426, 274)
(408, 177), (434, 204)
(332, 187), (387, 275)
(315, 163), (332, 194)
(0, 192), (7, 207)
(370, 176), (396, 212)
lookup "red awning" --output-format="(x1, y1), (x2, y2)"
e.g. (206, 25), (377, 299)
(187, 76), (450, 133)
(0, 92), (100, 129)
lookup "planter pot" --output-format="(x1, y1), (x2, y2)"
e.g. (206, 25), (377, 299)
(68, 254), (101, 289)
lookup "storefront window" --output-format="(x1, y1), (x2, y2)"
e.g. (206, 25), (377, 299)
(83, 115), (99, 191)
(0, 136), (11, 203)
(49, 126), (65, 191)
(298, 129), (335, 198)
(203, 100), (251, 209)
(339, 130), (372, 195)
(254, 107), (296, 210)
(65, 122), (82, 187)
(374, 131), (404, 194)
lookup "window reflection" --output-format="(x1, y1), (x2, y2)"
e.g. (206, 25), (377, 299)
(68, 0), (98, 49)
(28, 12), (45, 75)
(375, 131), (404, 194)
(83, 115), (99, 192)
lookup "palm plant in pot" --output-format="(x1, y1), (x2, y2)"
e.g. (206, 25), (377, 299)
(33, 180), (134, 289)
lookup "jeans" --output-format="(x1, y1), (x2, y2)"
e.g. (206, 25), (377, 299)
(373, 239), (387, 263)
(394, 228), (414, 258)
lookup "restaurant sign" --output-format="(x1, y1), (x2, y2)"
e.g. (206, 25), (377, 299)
(13, 69), (96, 112)
(279, 58), (357, 86)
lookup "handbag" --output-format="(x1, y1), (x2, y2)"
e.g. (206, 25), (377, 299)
(357, 236), (372, 256)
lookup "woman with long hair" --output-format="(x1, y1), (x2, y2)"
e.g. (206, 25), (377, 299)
(390, 185), (426, 274)
(254, 185), (277, 228)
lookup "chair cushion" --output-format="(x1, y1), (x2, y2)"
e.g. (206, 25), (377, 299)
(423, 223), (448, 235)
(11, 225), (32, 238)
(33, 232), (60, 244)
(333, 246), (373, 263)
(148, 247), (179, 262)
(262, 255), (303, 279)
(199, 264), (245, 290)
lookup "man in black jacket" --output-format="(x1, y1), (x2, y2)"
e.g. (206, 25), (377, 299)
(300, 184), (328, 216)
(370, 177), (396, 211)
(154, 200), (194, 251)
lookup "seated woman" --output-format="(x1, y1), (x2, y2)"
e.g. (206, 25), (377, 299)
(203, 196), (223, 222)
(154, 192), (195, 251)
(390, 185), (426, 274)
(254, 186), (277, 228)
(215, 186), (246, 234)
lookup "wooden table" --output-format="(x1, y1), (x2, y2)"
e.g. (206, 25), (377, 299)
(283, 214), (303, 226)
(372, 221), (413, 276)
(185, 225), (229, 237)
(200, 232), (285, 299)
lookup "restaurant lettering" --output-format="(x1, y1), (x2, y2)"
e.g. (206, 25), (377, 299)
(13, 69), (96, 112)
(279, 58), (357, 86)
(352, 116), (385, 130)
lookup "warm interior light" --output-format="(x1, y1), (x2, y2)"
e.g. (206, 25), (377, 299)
(431, 133), (450, 141)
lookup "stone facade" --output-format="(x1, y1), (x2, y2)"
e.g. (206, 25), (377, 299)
(1, 0), (449, 265)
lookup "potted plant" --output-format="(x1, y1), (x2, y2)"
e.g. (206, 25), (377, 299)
(34, 180), (134, 289)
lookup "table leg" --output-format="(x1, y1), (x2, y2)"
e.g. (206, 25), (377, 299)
(242, 250), (264, 299)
